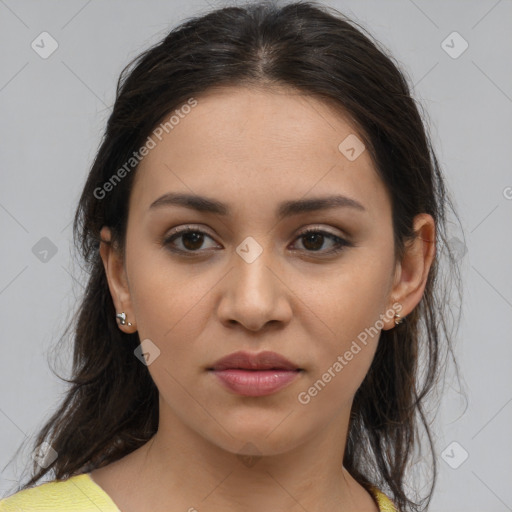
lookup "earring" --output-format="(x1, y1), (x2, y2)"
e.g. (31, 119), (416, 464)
(394, 312), (403, 325)
(116, 312), (132, 327)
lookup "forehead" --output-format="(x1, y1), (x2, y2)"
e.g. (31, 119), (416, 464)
(130, 85), (390, 220)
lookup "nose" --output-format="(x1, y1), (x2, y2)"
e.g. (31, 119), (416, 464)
(216, 242), (293, 332)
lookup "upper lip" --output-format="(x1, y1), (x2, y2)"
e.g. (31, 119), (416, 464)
(209, 350), (301, 371)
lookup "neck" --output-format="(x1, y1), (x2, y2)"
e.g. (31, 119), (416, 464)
(126, 402), (374, 512)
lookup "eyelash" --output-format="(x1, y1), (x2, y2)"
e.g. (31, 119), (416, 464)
(162, 225), (352, 257)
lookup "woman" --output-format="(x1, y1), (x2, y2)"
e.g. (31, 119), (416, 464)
(0, 1), (462, 511)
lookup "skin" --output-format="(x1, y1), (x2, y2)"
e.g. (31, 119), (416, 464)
(93, 85), (435, 512)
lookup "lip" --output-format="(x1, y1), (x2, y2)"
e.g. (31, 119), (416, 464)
(208, 350), (303, 397)
(210, 350), (301, 371)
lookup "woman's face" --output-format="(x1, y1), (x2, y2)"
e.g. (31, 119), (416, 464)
(102, 85), (401, 456)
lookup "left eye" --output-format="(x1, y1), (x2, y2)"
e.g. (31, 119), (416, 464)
(292, 229), (350, 254)
(163, 227), (350, 256)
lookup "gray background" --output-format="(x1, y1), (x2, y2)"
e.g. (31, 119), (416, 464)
(1, 0), (511, 510)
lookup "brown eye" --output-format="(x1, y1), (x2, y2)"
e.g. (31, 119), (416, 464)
(301, 232), (325, 251)
(163, 226), (351, 257)
(293, 229), (351, 255)
(181, 231), (205, 251)
(163, 227), (219, 254)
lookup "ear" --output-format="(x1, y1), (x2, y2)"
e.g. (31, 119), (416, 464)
(382, 213), (436, 330)
(99, 226), (137, 333)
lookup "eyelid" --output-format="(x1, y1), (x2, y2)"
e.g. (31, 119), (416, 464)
(166, 223), (215, 237)
(295, 223), (347, 238)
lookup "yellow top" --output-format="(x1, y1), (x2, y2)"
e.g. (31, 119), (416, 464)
(0, 473), (398, 511)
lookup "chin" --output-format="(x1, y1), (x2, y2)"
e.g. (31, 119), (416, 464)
(202, 416), (308, 457)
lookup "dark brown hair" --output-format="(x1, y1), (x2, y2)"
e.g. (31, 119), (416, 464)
(6, 2), (464, 510)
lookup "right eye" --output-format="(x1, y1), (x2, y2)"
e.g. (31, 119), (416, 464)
(162, 226), (220, 255)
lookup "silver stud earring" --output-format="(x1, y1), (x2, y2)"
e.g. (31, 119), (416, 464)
(394, 312), (403, 325)
(116, 312), (132, 327)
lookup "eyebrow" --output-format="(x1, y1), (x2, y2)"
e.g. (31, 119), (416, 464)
(148, 192), (366, 219)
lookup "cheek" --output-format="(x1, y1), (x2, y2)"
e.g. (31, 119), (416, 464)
(297, 254), (393, 403)
(309, 254), (392, 340)
(296, 298), (383, 414)
(124, 241), (210, 354)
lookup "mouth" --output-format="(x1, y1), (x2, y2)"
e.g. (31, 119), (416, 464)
(207, 350), (303, 397)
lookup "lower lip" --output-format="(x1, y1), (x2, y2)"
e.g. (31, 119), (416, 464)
(211, 369), (301, 396)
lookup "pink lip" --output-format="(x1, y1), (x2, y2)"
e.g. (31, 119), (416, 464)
(208, 350), (303, 397)
(212, 369), (301, 396)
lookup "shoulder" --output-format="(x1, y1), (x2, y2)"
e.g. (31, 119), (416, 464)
(368, 485), (399, 512)
(0, 473), (120, 512)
